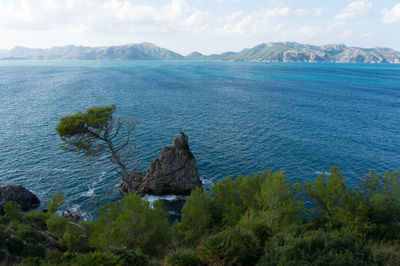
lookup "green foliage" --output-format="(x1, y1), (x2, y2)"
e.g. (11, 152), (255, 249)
(198, 227), (261, 266)
(178, 187), (213, 246)
(300, 167), (400, 240)
(256, 170), (302, 231)
(301, 166), (354, 228)
(46, 193), (65, 213)
(4, 201), (23, 221)
(259, 229), (377, 266)
(166, 249), (203, 266)
(209, 171), (271, 227)
(56, 105), (116, 156)
(42, 250), (72, 266)
(357, 170), (400, 239)
(46, 213), (71, 239)
(25, 210), (48, 230)
(1, 167), (399, 265)
(61, 222), (90, 252)
(90, 194), (171, 257)
(71, 251), (123, 266)
(112, 249), (149, 266)
(0, 230), (9, 247)
(237, 209), (272, 245)
(0, 250), (6, 262)
(6, 237), (25, 254)
(22, 243), (46, 258)
(16, 223), (46, 244)
(21, 257), (42, 266)
(372, 242), (400, 266)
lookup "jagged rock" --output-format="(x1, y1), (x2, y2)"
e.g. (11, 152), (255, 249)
(121, 133), (202, 195)
(0, 184), (40, 213)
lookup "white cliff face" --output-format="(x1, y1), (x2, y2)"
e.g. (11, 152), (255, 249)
(120, 133), (202, 196)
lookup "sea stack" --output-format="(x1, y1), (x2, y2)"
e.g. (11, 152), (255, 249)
(121, 132), (202, 195)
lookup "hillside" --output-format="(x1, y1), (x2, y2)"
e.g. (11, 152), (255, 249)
(1, 42), (400, 63)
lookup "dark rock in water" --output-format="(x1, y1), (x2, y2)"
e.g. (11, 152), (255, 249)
(121, 132), (202, 195)
(0, 184), (40, 213)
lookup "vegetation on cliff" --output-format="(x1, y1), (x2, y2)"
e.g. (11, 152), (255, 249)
(1, 167), (400, 265)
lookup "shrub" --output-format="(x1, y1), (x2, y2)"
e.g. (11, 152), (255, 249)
(113, 249), (149, 266)
(16, 224), (46, 244)
(71, 251), (123, 266)
(198, 227), (261, 266)
(20, 257), (42, 266)
(90, 194), (170, 257)
(4, 201), (23, 221)
(22, 243), (46, 258)
(178, 187), (213, 246)
(25, 210), (48, 230)
(256, 170), (302, 231)
(42, 250), (71, 265)
(259, 229), (377, 266)
(46, 213), (71, 239)
(61, 222), (90, 252)
(6, 237), (25, 254)
(46, 194), (65, 213)
(0, 230), (9, 247)
(166, 250), (203, 266)
(237, 209), (272, 244)
(0, 250), (6, 262)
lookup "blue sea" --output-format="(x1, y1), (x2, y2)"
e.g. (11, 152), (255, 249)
(0, 60), (399, 217)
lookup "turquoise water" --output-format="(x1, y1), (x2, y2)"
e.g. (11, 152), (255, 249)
(0, 60), (399, 216)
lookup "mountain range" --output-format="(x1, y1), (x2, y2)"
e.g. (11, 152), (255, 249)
(1, 42), (400, 63)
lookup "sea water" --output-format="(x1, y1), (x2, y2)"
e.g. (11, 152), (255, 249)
(0, 60), (399, 217)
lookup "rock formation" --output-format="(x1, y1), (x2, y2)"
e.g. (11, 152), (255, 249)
(0, 184), (40, 214)
(121, 132), (202, 195)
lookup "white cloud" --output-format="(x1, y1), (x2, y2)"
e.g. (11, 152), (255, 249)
(0, 0), (205, 35)
(214, 7), (290, 35)
(335, 0), (373, 20)
(294, 9), (312, 17)
(382, 2), (400, 23)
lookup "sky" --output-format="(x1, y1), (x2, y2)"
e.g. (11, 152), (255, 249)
(0, 0), (399, 55)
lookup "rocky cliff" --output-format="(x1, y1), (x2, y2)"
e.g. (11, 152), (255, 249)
(0, 185), (40, 214)
(120, 133), (202, 195)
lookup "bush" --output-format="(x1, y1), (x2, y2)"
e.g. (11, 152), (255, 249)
(46, 213), (71, 239)
(4, 201), (23, 221)
(0, 250), (6, 262)
(71, 251), (123, 266)
(237, 209), (272, 245)
(22, 243), (46, 258)
(177, 187), (213, 246)
(259, 229), (377, 266)
(46, 194), (65, 213)
(0, 230), (9, 247)
(20, 257), (42, 266)
(61, 223), (90, 252)
(6, 237), (25, 254)
(198, 227), (261, 266)
(166, 250), (203, 266)
(16, 224), (46, 244)
(42, 250), (71, 265)
(89, 194), (170, 257)
(372, 242), (400, 266)
(113, 249), (149, 266)
(25, 210), (48, 230)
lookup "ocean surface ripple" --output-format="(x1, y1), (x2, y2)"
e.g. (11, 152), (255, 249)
(0, 61), (399, 217)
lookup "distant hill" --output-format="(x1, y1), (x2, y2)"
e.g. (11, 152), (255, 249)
(1, 43), (183, 60)
(188, 42), (400, 63)
(1, 42), (400, 63)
